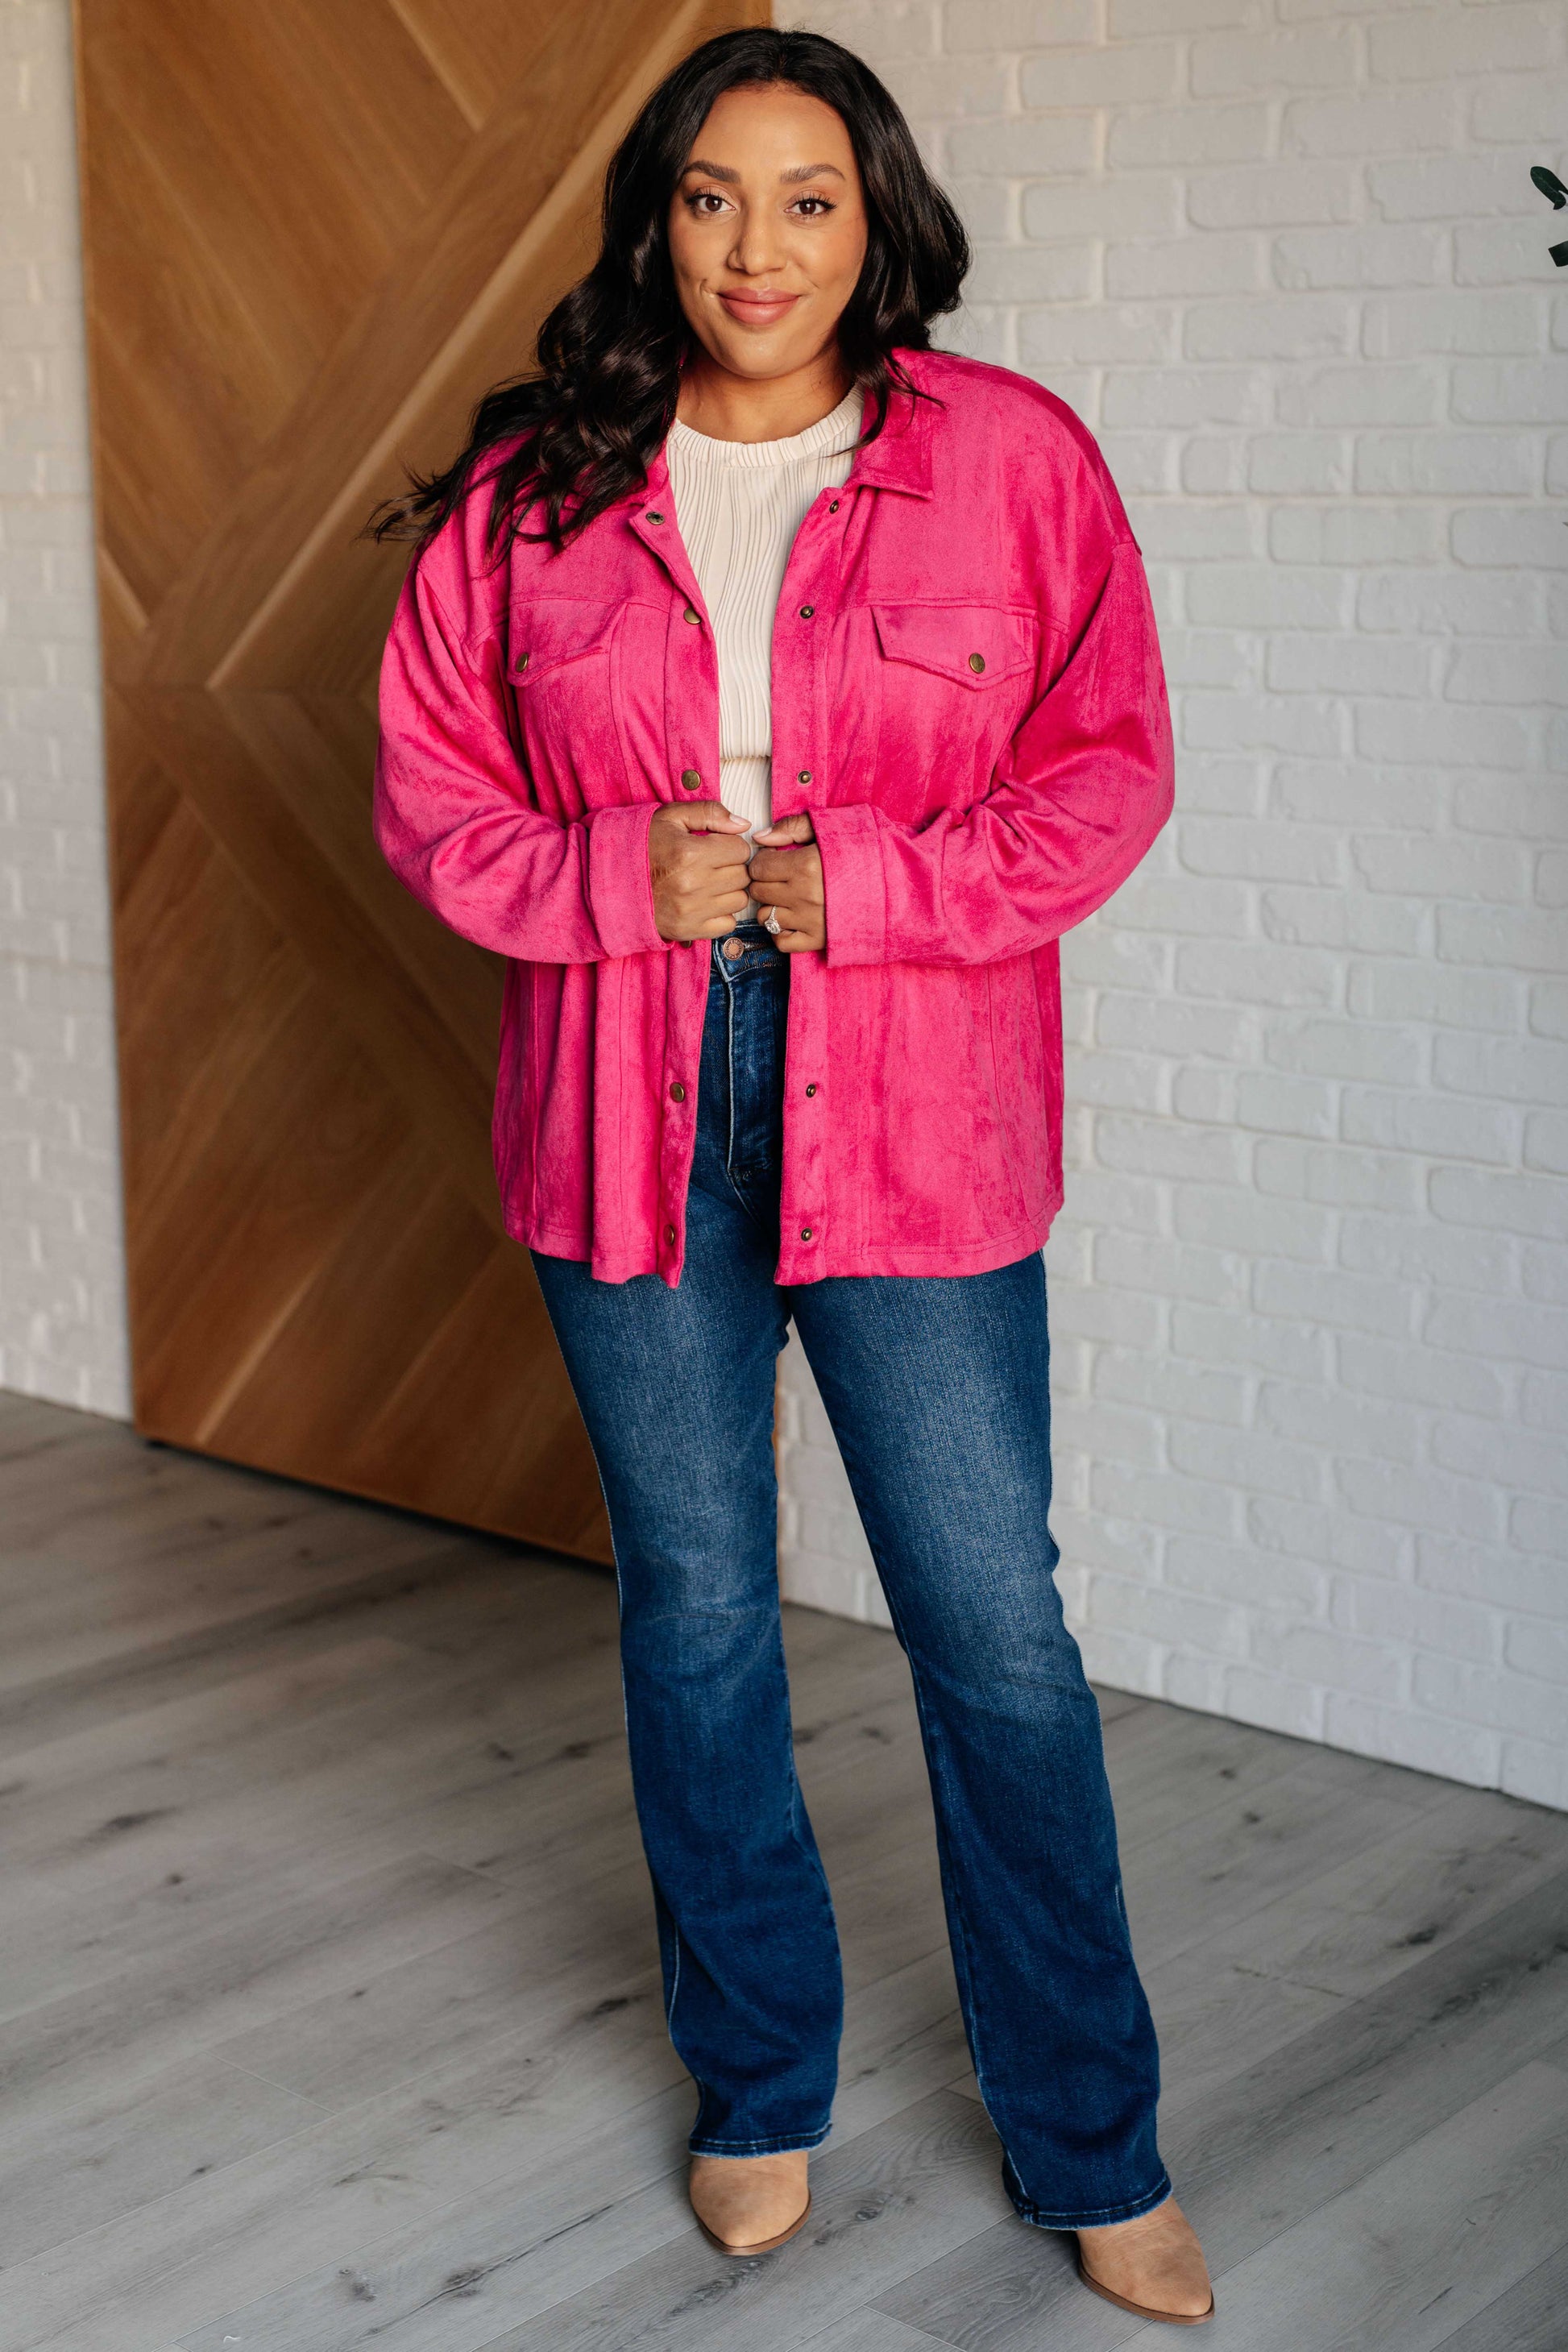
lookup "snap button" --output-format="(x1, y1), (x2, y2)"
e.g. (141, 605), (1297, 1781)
(721, 939), (745, 960)
(664, 1223), (677, 1245)
(799, 604), (815, 619)
(797, 769), (812, 785)
(680, 769), (703, 791)
(645, 510), (664, 524)
(828, 500), (840, 512)
(969, 652), (985, 674)
(800, 1226), (815, 1242)
(669, 1081), (687, 1101)
(682, 607), (701, 625)
(805, 1083), (817, 1097)
(515, 651), (529, 673)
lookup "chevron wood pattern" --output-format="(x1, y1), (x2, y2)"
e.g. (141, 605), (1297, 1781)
(75, 0), (768, 1554)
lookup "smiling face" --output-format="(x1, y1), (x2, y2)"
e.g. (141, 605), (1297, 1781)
(667, 83), (869, 390)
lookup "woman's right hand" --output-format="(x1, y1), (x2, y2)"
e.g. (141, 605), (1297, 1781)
(649, 801), (753, 941)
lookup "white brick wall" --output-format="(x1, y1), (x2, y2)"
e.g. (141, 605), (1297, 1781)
(782, 0), (1568, 1811)
(0, 0), (126, 1415)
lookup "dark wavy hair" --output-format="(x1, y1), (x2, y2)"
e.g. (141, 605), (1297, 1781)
(371, 27), (969, 557)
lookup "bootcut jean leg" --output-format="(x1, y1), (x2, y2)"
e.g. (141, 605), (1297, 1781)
(788, 1257), (1170, 2229)
(530, 927), (841, 2155)
(533, 922), (1168, 2221)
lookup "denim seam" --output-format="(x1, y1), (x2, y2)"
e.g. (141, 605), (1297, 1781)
(819, 1446), (1002, 2126)
(716, 946), (788, 1242)
(723, 952), (738, 1175)
(690, 2122), (833, 2156)
(782, 1752), (841, 2070)
(901, 1653), (999, 2119)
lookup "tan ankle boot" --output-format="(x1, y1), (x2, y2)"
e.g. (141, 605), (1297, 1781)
(689, 2150), (811, 2256)
(1076, 2194), (1214, 2325)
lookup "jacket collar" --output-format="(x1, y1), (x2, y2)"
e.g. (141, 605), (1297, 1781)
(844, 358), (935, 500)
(624, 353), (935, 545)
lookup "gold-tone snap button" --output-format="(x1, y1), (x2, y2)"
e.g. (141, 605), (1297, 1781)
(664, 1223), (677, 1244)
(797, 769), (812, 784)
(669, 1081), (687, 1101)
(516, 652), (529, 673)
(800, 1226), (815, 1242)
(646, 510), (664, 523)
(799, 604), (815, 619)
(969, 652), (985, 673)
(680, 769), (702, 790)
(682, 607), (700, 624)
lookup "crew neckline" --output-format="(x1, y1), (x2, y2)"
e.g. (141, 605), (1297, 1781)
(667, 384), (864, 469)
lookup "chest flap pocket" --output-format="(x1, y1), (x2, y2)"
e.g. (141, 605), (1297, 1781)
(871, 602), (1035, 690)
(508, 596), (630, 812)
(511, 595), (624, 683)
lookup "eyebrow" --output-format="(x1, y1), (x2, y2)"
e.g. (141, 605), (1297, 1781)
(682, 158), (847, 185)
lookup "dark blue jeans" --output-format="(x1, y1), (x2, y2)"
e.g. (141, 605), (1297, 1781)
(531, 922), (1168, 2229)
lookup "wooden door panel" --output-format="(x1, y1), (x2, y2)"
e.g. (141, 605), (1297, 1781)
(76, 0), (768, 1552)
(387, 2), (565, 132)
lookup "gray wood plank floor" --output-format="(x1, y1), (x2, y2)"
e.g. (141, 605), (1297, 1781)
(2, 1392), (1564, 2352)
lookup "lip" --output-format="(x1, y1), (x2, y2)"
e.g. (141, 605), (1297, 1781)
(717, 289), (800, 326)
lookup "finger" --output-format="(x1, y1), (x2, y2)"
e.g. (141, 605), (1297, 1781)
(695, 828), (753, 862)
(748, 840), (820, 881)
(664, 799), (749, 833)
(753, 812), (816, 845)
(755, 873), (818, 914)
(682, 890), (749, 928)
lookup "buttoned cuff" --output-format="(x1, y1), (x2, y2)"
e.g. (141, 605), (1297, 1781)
(813, 803), (886, 967)
(587, 802), (667, 959)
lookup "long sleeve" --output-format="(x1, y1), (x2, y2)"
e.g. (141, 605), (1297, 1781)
(373, 543), (666, 967)
(812, 530), (1173, 969)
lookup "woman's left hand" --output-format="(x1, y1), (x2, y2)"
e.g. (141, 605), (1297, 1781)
(748, 812), (826, 953)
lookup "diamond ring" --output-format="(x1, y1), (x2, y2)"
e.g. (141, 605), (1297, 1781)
(761, 906), (782, 936)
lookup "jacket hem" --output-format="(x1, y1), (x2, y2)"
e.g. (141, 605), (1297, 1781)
(774, 1204), (1060, 1285)
(512, 1201), (1063, 1285)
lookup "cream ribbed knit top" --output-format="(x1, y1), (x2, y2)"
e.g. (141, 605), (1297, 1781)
(665, 388), (863, 911)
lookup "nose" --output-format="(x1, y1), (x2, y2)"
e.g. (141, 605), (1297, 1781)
(728, 204), (785, 279)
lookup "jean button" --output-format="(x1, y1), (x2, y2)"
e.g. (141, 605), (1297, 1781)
(721, 938), (745, 960)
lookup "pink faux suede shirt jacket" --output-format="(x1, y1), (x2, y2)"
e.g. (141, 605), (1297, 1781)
(374, 350), (1173, 1287)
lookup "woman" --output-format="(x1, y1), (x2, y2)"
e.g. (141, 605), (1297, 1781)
(373, 27), (1213, 2327)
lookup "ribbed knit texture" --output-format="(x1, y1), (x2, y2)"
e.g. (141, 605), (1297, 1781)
(666, 388), (862, 917)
